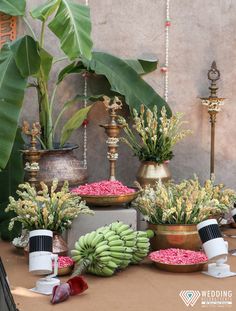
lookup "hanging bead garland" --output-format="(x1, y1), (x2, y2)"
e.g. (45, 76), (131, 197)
(160, 0), (171, 102)
(82, 0), (89, 169)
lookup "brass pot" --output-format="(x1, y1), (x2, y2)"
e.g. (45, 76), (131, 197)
(136, 161), (171, 188)
(24, 145), (88, 188)
(148, 223), (201, 251)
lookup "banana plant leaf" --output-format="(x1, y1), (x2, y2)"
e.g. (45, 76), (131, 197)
(60, 105), (92, 147)
(0, 0), (26, 16)
(57, 61), (87, 84)
(82, 52), (170, 114)
(37, 47), (53, 82)
(10, 36), (41, 77)
(0, 129), (24, 241)
(0, 36), (41, 170)
(31, 0), (61, 21)
(124, 58), (158, 75)
(48, 1), (93, 60)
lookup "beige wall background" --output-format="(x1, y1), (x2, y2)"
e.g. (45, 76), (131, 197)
(20, 0), (236, 188)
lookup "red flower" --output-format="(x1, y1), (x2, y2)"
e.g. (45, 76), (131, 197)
(67, 276), (88, 296)
(82, 119), (89, 126)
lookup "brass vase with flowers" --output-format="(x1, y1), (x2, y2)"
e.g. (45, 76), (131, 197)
(6, 179), (94, 256)
(118, 105), (191, 187)
(132, 176), (236, 250)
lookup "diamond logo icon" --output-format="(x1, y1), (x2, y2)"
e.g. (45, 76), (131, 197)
(179, 290), (201, 307)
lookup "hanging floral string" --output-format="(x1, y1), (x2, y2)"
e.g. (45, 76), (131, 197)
(160, 0), (171, 102)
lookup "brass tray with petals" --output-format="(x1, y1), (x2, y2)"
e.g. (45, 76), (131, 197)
(153, 260), (208, 273)
(77, 188), (140, 207)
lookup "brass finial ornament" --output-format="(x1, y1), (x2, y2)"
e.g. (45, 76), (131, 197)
(100, 96), (123, 181)
(200, 61), (225, 176)
(21, 121), (42, 187)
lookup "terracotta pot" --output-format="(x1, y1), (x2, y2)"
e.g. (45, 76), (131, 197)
(24, 145), (88, 188)
(148, 223), (201, 251)
(136, 161), (171, 188)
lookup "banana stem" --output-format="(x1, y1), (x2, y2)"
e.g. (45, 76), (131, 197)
(72, 259), (91, 276)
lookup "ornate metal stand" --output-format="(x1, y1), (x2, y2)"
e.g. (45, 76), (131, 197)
(200, 61), (225, 176)
(21, 121), (41, 187)
(100, 96), (123, 181)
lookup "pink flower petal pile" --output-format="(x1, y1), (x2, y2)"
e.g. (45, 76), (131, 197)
(149, 248), (208, 265)
(58, 256), (74, 268)
(71, 180), (135, 196)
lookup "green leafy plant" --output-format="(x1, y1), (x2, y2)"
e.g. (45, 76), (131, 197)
(5, 179), (94, 233)
(0, 0), (170, 171)
(132, 176), (236, 224)
(118, 105), (191, 163)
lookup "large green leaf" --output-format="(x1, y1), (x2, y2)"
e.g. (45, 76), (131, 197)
(83, 52), (170, 114)
(57, 61), (86, 84)
(0, 129), (24, 240)
(60, 105), (92, 146)
(0, 0), (26, 16)
(38, 48), (53, 82)
(10, 36), (41, 78)
(31, 0), (61, 21)
(0, 44), (27, 170)
(48, 1), (93, 60)
(124, 59), (158, 75)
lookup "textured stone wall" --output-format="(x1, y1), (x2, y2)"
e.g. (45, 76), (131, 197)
(20, 0), (236, 188)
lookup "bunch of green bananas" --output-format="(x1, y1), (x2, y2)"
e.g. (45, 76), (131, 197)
(71, 221), (153, 277)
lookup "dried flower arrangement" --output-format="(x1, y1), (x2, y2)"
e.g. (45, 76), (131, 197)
(132, 176), (236, 224)
(6, 179), (94, 233)
(118, 104), (191, 164)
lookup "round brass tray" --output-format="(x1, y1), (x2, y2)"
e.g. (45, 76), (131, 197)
(57, 264), (74, 276)
(153, 261), (208, 273)
(77, 189), (140, 206)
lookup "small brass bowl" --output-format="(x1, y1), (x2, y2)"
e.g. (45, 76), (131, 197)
(77, 188), (140, 207)
(57, 264), (74, 276)
(153, 261), (207, 273)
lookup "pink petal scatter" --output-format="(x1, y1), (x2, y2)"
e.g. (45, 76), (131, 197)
(71, 180), (135, 196)
(57, 256), (74, 268)
(149, 248), (208, 265)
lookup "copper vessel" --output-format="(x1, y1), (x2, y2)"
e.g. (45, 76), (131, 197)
(24, 146), (88, 188)
(136, 161), (171, 188)
(52, 232), (68, 256)
(148, 223), (201, 251)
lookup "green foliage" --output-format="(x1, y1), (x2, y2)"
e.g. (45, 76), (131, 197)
(6, 179), (94, 233)
(132, 177), (236, 224)
(60, 105), (92, 146)
(82, 52), (170, 114)
(118, 105), (191, 163)
(0, 0), (26, 16)
(0, 1), (169, 171)
(0, 129), (24, 241)
(48, 0), (93, 60)
(0, 43), (27, 170)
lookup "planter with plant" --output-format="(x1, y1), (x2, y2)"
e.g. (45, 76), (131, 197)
(0, 0), (170, 188)
(6, 179), (94, 255)
(131, 176), (236, 250)
(118, 104), (191, 187)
